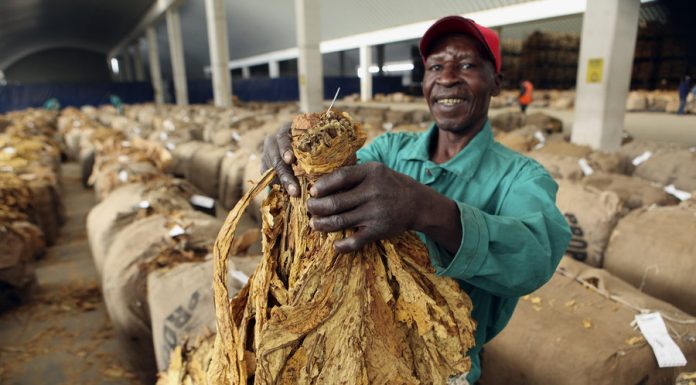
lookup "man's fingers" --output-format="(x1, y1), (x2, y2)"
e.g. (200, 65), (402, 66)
(263, 136), (299, 196)
(276, 123), (294, 164)
(334, 228), (376, 253)
(309, 208), (364, 233)
(311, 164), (368, 198)
(306, 188), (365, 217)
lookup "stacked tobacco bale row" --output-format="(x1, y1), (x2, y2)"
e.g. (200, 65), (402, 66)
(342, 92), (419, 104)
(626, 90), (693, 113)
(76, 103), (287, 382)
(489, 89), (576, 110)
(482, 111), (696, 384)
(337, 105), (433, 143)
(0, 109), (65, 310)
(520, 31), (580, 89)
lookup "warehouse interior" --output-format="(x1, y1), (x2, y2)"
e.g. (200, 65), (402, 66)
(1, 0), (696, 384)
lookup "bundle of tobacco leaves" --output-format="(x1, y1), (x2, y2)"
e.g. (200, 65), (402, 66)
(208, 110), (476, 384)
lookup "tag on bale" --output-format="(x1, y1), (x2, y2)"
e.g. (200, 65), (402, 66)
(207, 110), (476, 384)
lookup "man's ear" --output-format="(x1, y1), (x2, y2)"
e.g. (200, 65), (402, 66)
(490, 72), (502, 97)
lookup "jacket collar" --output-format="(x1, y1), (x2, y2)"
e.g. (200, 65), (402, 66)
(402, 120), (493, 179)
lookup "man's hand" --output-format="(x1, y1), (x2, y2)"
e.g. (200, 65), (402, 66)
(261, 122), (300, 197)
(307, 162), (462, 254)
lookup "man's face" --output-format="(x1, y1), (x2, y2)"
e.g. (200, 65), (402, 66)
(422, 34), (501, 134)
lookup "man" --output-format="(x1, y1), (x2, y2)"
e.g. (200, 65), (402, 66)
(678, 75), (691, 115)
(519, 79), (533, 113)
(263, 15), (570, 384)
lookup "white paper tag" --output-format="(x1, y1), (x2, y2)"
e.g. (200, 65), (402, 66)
(165, 142), (176, 151)
(382, 122), (394, 131)
(230, 270), (249, 286)
(159, 132), (169, 141)
(689, 147), (696, 153)
(533, 130), (546, 144)
(0, 165), (13, 172)
(578, 158), (594, 176)
(635, 312), (687, 368)
(664, 184), (692, 201)
(231, 131), (242, 142)
(249, 154), (257, 161)
(133, 126), (142, 135)
(225, 150), (236, 158)
(3, 146), (16, 155)
(118, 155), (129, 163)
(118, 170), (129, 182)
(164, 120), (175, 132)
(632, 151), (652, 166)
(168, 224), (186, 238)
(19, 173), (37, 181)
(190, 194), (215, 209)
(137, 200), (150, 209)
(121, 141), (131, 147)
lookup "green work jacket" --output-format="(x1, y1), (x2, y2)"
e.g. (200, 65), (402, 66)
(357, 120), (571, 383)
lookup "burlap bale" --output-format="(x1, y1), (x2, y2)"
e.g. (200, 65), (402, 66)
(617, 140), (689, 161)
(581, 172), (679, 210)
(626, 91), (648, 111)
(148, 253), (262, 370)
(479, 256), (696, 385)
(524, 112), (563, 134)
(535, 141), (593, 158)
(0, 225), (37, 290)
(604, 204), (696, 316)
(93, 161), (161, 201)
(186, 145), (229, 198)
(26, 178), (64, 246)
(634, 150), (696, 192)
(210, 128), (239, 147)
(241, 153), (266, 223)
(494, 126), (540, 153)
(169, 141), (206, 177)
(586, 151), (632, 175)
(102, 211), (223, 381)
(384, 109), (413, 125)
(490, 111), (526, 132)
(87, 182), (194, 277)
(218, 148), (251, 210)
(527, 152), (585, 181)
(556, 181), (623, 267)
(236, 123), (277, 154)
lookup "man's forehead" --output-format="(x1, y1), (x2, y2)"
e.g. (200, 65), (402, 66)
(425, 34), (487, 60)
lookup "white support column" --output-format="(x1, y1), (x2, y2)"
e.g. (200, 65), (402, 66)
(295, 0), (323, 112)
(146, 27), (165, 104)
(360, 45), (373, 102)
(241, 67), (251, 79)
(205, 0), (232, 108)
(166, 8), (189, 105)
(122, 49), (133, 82)
(132, 40), (146, 82)
(570, 0), (640, 151)
(269, 60), (280, 78)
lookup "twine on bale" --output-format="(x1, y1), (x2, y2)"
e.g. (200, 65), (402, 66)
(209, 110), (476, 384)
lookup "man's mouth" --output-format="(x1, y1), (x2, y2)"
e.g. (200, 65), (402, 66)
(435, 98), (465, 106)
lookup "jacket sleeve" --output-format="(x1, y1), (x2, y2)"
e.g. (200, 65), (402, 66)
(425, 171), (571, 298)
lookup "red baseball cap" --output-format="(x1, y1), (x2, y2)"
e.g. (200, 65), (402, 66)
(419, 16), (501, 73)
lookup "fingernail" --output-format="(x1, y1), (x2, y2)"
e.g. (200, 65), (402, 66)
(309, 217), (316, 230)
(309, 186), (317, 197)
(287, 184), (297, 196)
(283, 151), (293, 163)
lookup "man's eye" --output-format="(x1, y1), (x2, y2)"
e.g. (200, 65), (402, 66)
(460, 63), (473, 69)
(429, 64), (442, 71)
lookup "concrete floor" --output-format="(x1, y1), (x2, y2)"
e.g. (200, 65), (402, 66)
(335, 100), (696, 146)
(0, 163), (144, 385)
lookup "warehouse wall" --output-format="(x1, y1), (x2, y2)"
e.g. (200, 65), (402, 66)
(5, 48), (110, 84)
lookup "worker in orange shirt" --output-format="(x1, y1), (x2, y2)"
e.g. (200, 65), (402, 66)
(519, 80), (533, 113)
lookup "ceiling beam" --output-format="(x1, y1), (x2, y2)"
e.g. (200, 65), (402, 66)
(108, 0), (188, 59)
(210, 0), (656, 71)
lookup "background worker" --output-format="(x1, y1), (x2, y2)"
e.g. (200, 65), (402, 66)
(519, 79), (533, 113)
(263, 15), (571, 384)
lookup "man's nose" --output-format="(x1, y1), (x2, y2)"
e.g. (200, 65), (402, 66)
(437, 64), (460, 86)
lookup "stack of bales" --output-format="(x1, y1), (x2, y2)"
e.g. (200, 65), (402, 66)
(483, 110), (696, 384)
(0, 110), (66, 310)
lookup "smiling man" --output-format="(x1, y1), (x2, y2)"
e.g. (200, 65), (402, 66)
(262, 15), (571, 384)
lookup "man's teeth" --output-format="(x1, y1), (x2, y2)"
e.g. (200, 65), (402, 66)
(437, 98), (464, 106)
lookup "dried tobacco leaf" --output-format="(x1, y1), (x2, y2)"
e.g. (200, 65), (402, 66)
(210, 111), (475, 385)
